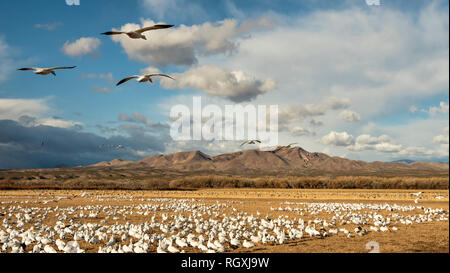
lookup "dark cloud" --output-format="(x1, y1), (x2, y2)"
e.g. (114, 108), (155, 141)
(0, 120), (167, 169)
(118, 112), (170, 132)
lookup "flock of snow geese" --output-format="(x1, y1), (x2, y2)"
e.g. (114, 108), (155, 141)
(0, 193), (447, 253)
(18, 24), (176, 87)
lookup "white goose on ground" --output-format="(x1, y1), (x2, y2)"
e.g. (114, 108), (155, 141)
(242, 240), (255, 248)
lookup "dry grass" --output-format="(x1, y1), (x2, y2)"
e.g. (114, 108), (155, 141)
(169, 175), (449, 189)
(0, 170), (448, 190)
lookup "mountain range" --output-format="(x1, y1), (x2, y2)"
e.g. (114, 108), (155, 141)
(90, 147), (449, 176)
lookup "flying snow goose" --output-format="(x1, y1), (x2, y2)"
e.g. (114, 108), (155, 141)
(18, 66), (76, 76)
(102, 24), (174, 40)
(240, 140), (261, 147)
(116, 73), (174, 86)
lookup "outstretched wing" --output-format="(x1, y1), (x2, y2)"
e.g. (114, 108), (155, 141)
(136, 24), (174, 34)
(48, 66), (77, 70)
(240, 141), (249, 147)
(18, 67), (38, 71)
(116, 76), (139, 86)
(148, 73), (175, 81)
(101, 31), (125, 35)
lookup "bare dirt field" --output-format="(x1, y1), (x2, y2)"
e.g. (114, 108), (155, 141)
(0, 189), (448, 253)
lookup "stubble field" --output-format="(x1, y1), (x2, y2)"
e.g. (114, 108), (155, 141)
(0, 189), (448, 253)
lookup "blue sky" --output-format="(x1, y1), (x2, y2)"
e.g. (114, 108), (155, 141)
(0, 0), (448, 168)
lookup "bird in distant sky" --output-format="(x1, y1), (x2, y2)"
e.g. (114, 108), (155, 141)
(40, 136), (47, 147)
(102, 24), (174, 40)
(240, 140), (261, 147)
(116, 73), (175, 86)
(18, 66), (76, 76)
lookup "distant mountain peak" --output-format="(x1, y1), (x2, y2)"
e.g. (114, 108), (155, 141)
(88, 147), (449, 176)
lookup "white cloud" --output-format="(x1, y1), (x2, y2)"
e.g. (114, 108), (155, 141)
(0, 98), (50, 121)
(394, 146), (435, 158)
(109, 17), (275, 67)
(310, 119), (324, 127)
(433, 127), (449, 144)
(220, 4), (448, 123)
(0, 98), (82, 129)
(62, 37), (101, 57)
(339, 110), (361, 122)
(428, 101), (449, 115)
(348, 134), (400, 152)
(91, 86), (112, 93)
(278, 97), (351, 129)
(374, 142), (403, 153)
(36, 118), (82, 129)
(409, 105), (418, 113)
(433, 134), (449, 144)
(160, 65), (276, 102)
(290, 126), (315, 137)
(34, 22), (62, 31)
(320, 131), (354, 146)
(325, 97), (351, 110)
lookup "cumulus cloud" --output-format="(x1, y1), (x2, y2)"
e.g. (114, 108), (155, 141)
(164, 139), (241, 156)
(427, 101), (449, 115)
(325, 97), (351, 110)
(62, 37), (101, 57)
(34, 22), (62, 31)
(160, 65), (276, 102)
(433, 134), (449, 144)
(394, 146), (435, 158)
(339, 110), (361, 122)
(109, 17), (275, 67)
(0, 98), (83, 130)
(320, 131), (354, 146)
(310, 119), (324, 127)
(346, 134), (401, 153)
(290, 126), (315, 137)
(222, 4), (448, 124)
(36, 118), (83, 129)
(433, 127), (449, 145)
(0, 98), (50, 121)
(118, 112), (170, 132)
(413, 102), (450, 115)
(409, 105), (418, 113)
(278, 97), (350, 127)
